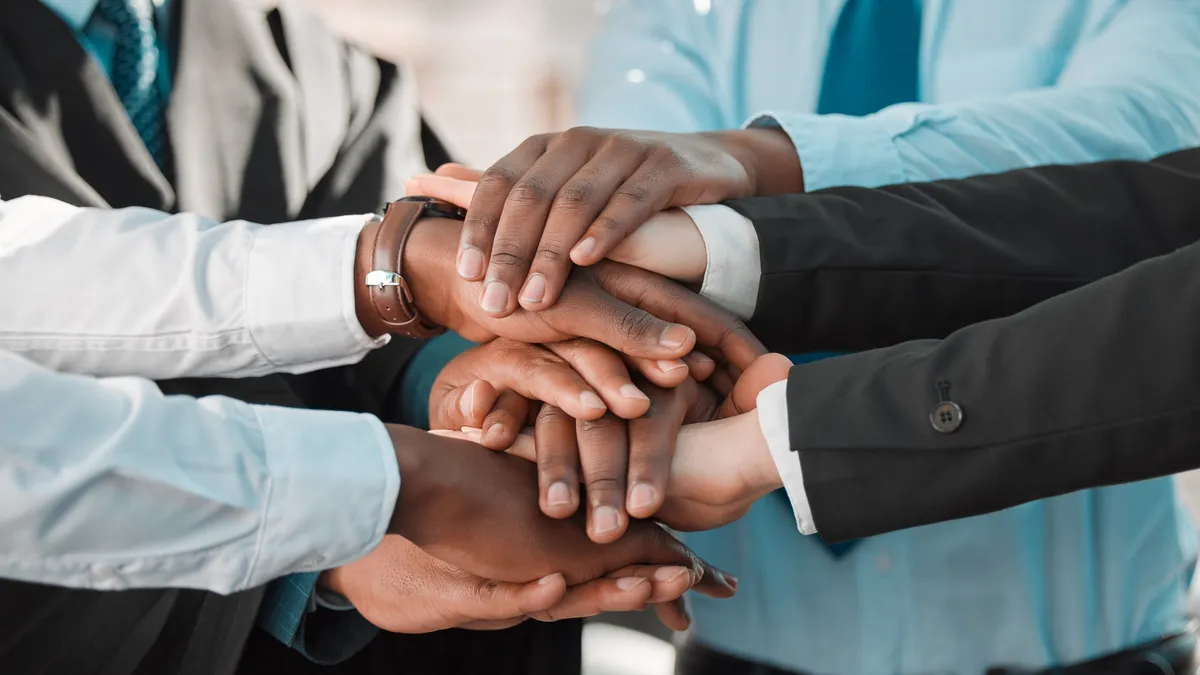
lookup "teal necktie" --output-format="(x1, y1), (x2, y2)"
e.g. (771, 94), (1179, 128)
(799, 0), (921, 558)
(94, 0), (171, 169)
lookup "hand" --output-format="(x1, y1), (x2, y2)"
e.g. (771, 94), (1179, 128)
(384, 425), (738, 596)
(446, 354), (792, 536)
(405, 127), (801, 316)
(428, 337), (719, 442)
(320, 535), (704, 633)
(399, 216), (765, 374)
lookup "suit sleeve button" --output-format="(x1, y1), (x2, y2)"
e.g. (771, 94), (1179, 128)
(929, 401), (964, 433)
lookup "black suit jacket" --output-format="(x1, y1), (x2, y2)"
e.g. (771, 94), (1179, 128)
(0, 2), (578, 675)
(723, 147), (1200, 542)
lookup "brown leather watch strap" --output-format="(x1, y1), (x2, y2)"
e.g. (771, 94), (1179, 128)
(364, 201), (445, 338)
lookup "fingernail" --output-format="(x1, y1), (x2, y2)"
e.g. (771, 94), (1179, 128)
(616, 577), (647, 591)
(593, 505), (620, 534)
(457, 246), (484, 279)
(659, 324), (691, 349)
(656, 359), (687, 373)
(579, 391), (606, 411)
(619, 384), (649, 401)
(692, 352), (714, 366)
(629, 483), (658, 511)
(539, 573), (564, 586)
(459, 385), (475, 417)
(654, 566), (688, 583)
(520, 273), (547, 304)
(484, 424), (507, 444)
(548, 482), (573, 506)
(461, 427), (483, 443)
(404, 179), (419, 196)
(721, 572), (738, 590)
(428, 429), (457, 437)
(572, 236), (596, 260)
(480, 280), (509, 313)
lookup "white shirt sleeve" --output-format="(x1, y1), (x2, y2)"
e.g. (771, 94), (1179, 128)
(0, 350), (399, 594)
(0, 195), (387, 379)
(756, 380), (816, 535)
(681, 204), (761, 321)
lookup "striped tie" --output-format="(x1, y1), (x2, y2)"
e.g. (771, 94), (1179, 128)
(94, 0), (171, 169)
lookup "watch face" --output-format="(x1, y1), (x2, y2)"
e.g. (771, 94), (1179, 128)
(397, 195), (467, 221)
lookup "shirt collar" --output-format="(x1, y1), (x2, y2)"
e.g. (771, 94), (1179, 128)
(41, 0), (101, 31)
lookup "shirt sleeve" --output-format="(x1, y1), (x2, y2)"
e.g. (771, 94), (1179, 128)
(0, 349), (400, 594)
(681, 205), (761, 320)
(0, 195), (386, 380)
(258, 573), (379, 665)
(756, 380), (816, 535)
(748, 4), (1200, 191)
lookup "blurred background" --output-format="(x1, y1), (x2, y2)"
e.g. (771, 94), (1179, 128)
(292, 2), (1200, 673)
(299, 0), (608, 168)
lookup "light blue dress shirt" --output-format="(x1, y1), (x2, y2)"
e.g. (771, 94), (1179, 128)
(40, 0), (381, 662)
(581, 2), (1200, 673)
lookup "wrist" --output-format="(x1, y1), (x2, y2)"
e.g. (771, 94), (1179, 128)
(713, 128), (803, 195)
(354, 218), (390, 339)
(743, 409), (784, 495)
(401, 216), (464, 332)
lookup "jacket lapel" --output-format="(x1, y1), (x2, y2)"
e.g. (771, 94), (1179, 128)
(0, 0), (173, 209)
(168, 0), (306, 222)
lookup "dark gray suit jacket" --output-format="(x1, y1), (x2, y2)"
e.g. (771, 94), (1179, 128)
(724, 147), (1200, 542)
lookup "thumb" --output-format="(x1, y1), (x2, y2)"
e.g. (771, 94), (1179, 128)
(720, 353), (792, 417)
(453, 573), (568, 622)
(405, 174), (477, 209)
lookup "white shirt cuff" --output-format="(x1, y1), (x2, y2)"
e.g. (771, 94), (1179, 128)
(246, 215), (388, 373)
(756, 380), (816, 535)
(681, 204), (761, 321)
(250, 406), (400, 588)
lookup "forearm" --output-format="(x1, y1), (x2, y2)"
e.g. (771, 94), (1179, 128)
(0, 195), (383, 380)
(725, 147), (1200, 351)
(784, 239), (1200, 541)
(0, 351), (397, 593)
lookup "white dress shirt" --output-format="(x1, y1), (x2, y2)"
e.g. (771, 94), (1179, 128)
(0, 195), (399, 593)
(682, 204), (815, 535)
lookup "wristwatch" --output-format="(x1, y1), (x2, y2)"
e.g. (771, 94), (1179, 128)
(363, 196), (467, 338)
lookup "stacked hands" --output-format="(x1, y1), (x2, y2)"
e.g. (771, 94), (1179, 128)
(328, 127), (799, 635)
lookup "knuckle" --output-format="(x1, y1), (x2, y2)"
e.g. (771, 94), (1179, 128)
(559, 126), (600, 146)
(534, 246), (567, 266)
(507, 182), (551, 208)
(471, 578), (504, 605)
(618, 308), (658, 343)
(614, 183), (651, 205)
(478, 167), (518, 191)
(555, 180), (595, 208)
(488, 238), (530, 270)
(584, 475), (623, 496)
(590, 215), (623, 234)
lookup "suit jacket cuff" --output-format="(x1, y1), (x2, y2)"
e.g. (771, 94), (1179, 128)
(745, 112), (909, 191)
(682, 204), (761, 320)
(757, 380), (816, 534)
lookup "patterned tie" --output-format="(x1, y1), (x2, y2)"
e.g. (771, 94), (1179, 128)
(799, 0), (922, 558)
(94, 0), (171, 169)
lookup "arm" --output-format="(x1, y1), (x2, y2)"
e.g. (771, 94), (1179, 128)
(772, 236), (1200, 541)
(611, 148), (1200, 351)
(0, 349), (396, 592)
(0, 195), (381, 380)
(752, 3), (1200, 189)
(729, 146), (1200, 351)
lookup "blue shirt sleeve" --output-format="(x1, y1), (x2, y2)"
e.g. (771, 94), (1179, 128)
(749, 4), (1200, 190)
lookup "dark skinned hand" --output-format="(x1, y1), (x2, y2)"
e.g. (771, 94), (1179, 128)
(405, 127), (802, 315)
(384, 424), (738, 601)
(400, 216), (764, 379)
